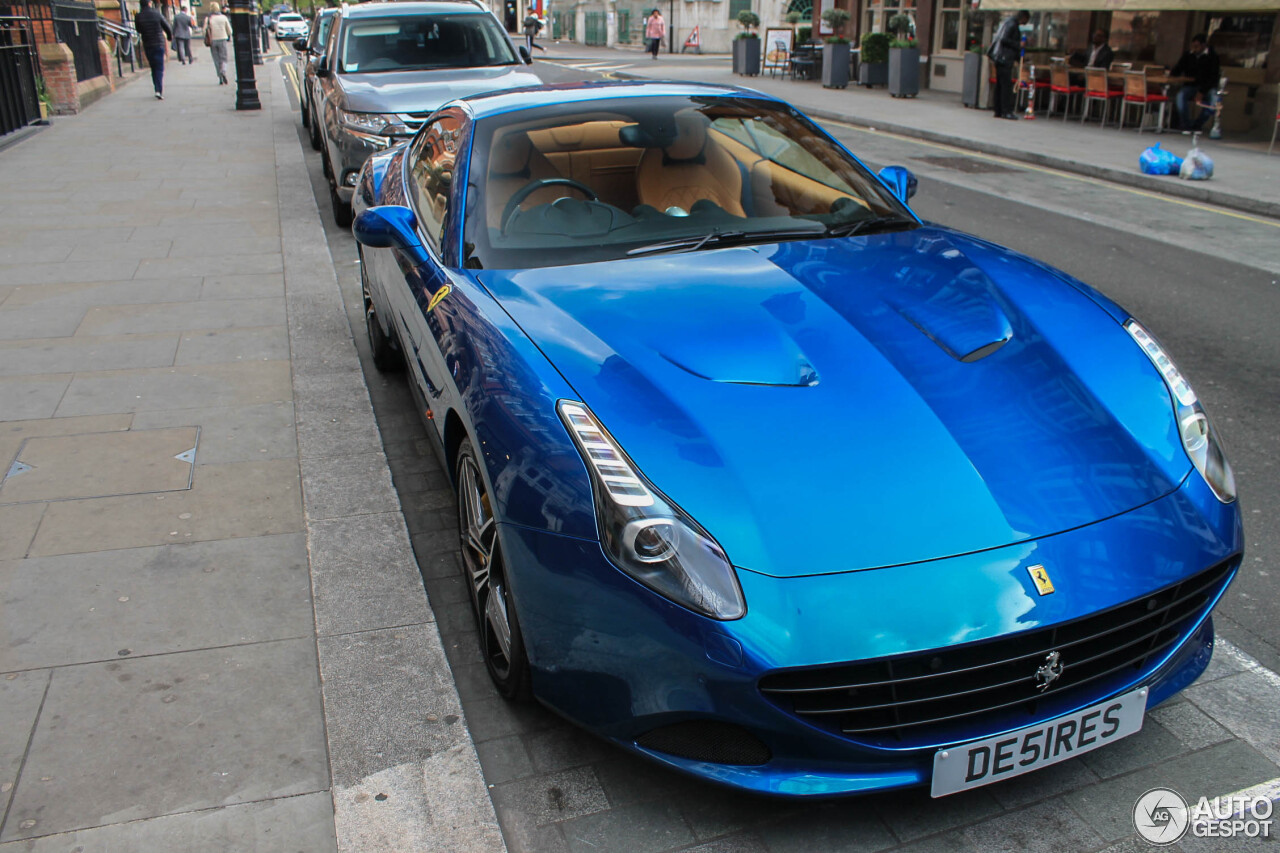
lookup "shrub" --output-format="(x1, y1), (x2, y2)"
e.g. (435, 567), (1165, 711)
(797, 24), (812, 43)
(860, 30), (890, 64)
(736, 9), (761, 31)
(785, 11), (801, 24)
(887, 12), (914, 38)
(821, 6), (850, 36)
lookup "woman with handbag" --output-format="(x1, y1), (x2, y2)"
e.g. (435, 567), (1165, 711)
(204, 3), (234, 85)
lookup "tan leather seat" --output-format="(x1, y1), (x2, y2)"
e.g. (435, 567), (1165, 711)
(486, 129), (563, 229)
(635, 110), (745, 217)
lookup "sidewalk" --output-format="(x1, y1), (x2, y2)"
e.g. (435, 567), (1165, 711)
(543, 43), (1280, 219)
(0, 51), (501, 851)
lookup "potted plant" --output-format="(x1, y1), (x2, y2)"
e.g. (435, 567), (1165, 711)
(887, 13), (919, 97)
(733, 10), (762, 76)
(36, 78), (52, 121)
(797, 24), (812, 44)
(859, 31), (890, 87)
(820, 7), (851, 89)
(962, 42), (983, 108)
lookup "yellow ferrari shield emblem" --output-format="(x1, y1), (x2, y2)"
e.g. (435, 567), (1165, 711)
(427, 285), (451, 312)
(1027, 564), (1055, 596)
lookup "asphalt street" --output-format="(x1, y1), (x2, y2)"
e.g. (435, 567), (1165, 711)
(278, 49), (1280, 852)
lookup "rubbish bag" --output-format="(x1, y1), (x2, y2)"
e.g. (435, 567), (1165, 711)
(1139, 143), (1183, 176)
(1179, 146), (1214, 181)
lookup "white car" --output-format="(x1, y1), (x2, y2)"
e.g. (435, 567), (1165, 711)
(275, 13), (308, 39)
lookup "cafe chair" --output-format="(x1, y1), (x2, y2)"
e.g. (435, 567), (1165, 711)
(1048, 63), (1084, 120)
(1118, 70), (1169, 132)
(769, 39), (790, 78)
(1082, 68), (1121, 127)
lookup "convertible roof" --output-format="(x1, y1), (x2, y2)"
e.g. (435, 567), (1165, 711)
(458, 81), (775, 121)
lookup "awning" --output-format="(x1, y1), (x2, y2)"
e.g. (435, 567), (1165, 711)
(979, 0), (1280, 10)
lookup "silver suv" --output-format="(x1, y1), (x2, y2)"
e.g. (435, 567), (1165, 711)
(314, 0), (539, 226)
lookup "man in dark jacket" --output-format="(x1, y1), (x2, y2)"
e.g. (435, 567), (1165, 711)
(134, 0), (173, 99)
(1172, 34), (1221, 131)
(1085, 29), (1113, 69)
(987, 10), (1029, 119)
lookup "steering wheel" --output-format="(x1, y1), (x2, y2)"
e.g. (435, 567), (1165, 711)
(500, 177), (598, 235)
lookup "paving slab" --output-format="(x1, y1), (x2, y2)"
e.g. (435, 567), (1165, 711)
(0, 375), (71, 421)
(174, 326), (290, 365)
(131, 402), (297, 465)
(0, 333), (179, 378)
(0, 639), (328, 842)
(76, 298), (285, 336)
(0, 305), (87, 342)
(0, 260), (139, 286)
(0, 414), (133, 470)
(0, 280), (203, 310)
(0, 670), (49, 827)
(0, 503), (44, 561)
(55, 360), (291, 417)
(0, 427), (196, 504)
(0, 792), (337, 853)
(199, 272), (285, 300)
(0, 534), (313, 671)
(66, 239), (173, 262)
(1184, 669), (1280, 765)
(135, 254), (283, 279)
(27, 458), (303, 557)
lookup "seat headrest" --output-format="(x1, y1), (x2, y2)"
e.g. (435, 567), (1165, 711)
(664, 110), (709, 161)
(490, 131), (532, 176)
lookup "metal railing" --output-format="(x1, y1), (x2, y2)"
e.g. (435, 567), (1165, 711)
(98, 15), (138, 76)
(0, 14), (42, 137)
(20, 0), (103, 82)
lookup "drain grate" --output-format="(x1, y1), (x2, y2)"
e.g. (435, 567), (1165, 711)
(912, 155), (1018, 174)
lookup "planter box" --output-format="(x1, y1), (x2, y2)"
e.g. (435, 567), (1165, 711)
(888, 46), (920, 97)
(822, 41), (851, 89)
(858, 61), (888, 88)
(962, 52), (982, 107)
(733, 37), (761, 76)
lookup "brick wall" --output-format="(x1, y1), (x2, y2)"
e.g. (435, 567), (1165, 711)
(37, 43), (80, 115)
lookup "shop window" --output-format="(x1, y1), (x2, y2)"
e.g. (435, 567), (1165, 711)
(1206, 13), (1274, 69)
(936, 0), (962, 53)
(786, 0), (813, 22)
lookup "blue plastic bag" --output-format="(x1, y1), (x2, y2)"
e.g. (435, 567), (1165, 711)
(1139, 143), (1183, 176)
(1179, 146), (1214, 181)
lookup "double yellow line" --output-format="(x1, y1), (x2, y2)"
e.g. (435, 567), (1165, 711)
(279, 41), (302, 101)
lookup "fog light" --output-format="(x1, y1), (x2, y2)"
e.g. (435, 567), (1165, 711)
(343, 172), (359, 187)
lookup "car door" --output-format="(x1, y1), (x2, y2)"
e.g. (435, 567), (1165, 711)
(387, 107), (472, 430)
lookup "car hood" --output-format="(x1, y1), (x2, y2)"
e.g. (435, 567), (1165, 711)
(338, 67), (542, 114)
(479, 228), (1190, 577)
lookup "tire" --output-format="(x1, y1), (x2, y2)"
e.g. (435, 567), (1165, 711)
(308, 102), (323, 151)
(363, 268), (403, 373)
(301, 92), (309, 128)
(456, 439), (532, 700)
(330, 181), (353, 228)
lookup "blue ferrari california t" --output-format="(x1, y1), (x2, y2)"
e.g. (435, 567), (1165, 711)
(350, 81), (1242, 798)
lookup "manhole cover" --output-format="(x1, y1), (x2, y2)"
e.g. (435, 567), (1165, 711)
(912, 155), (1018, 174)
(0, 428), (198, 504)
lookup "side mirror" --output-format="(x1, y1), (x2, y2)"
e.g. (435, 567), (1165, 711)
(353, 205), (427, 266)
(878, 165), (918, 203)
(316, 56), (329, 77)
(518, 44), (532, 64)
(293, 37), (308, 51)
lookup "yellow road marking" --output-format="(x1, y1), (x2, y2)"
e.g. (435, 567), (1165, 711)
(824, 119), (1280, 229)
(282, 58), (300, 100)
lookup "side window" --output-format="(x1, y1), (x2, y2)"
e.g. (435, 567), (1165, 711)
(408, 109), (469, 252)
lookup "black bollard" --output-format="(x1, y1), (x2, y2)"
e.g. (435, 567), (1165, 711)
(228, 0), (261, 109)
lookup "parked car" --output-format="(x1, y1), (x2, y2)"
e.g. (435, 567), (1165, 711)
(275, 12), (308, 40)
(268, 4), (291, 32)
(349, 80), (1243, 797)
(313, 0), (538, 227)
(294, 6), (338, 142)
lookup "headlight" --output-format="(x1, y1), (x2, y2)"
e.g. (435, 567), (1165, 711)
(337, 109), (411, 138)
(558, 401), (746, 620)
(1126, 320), (1236, 503)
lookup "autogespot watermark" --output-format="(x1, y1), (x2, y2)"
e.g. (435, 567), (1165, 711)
(1133, 786), (1275, 845)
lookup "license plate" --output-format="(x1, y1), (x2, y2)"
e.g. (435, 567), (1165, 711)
(930, 688), (1147, 797)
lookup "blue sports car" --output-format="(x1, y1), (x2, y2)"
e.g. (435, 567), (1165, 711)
(351, 81), (1242, 798)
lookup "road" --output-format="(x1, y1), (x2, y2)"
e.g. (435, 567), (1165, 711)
(278, 49), (1280, 853)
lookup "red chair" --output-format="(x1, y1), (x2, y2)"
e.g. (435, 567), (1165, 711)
(1081, 67), (1122, 127)
(1118, 70), (1169, 132)
(1048, 64), (1083, 120)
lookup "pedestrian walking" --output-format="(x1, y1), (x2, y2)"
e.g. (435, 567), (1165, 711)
(987, 9), (1028, 120)
(522, 13), (541, 54)
(204, 2), (234, 86)
(172, 6), (195, 65)
(134, 0), (172, 99)
(644, 8), (664, 60)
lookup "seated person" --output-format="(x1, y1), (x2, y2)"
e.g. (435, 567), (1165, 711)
(1171, 33), (1220, 131)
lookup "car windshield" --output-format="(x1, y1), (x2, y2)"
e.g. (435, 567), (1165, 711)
(280, 14), (302, 22)
(462, 95), (915, 270)
(339, 14), (516, 74)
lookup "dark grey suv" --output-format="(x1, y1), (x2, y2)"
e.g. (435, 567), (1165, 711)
(313, 0), (539, 226)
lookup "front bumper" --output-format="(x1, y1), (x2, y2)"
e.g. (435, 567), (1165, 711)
(499, 472), (1241, 797)
(332, 125), (409, 204)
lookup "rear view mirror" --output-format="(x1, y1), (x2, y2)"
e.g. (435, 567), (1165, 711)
(518, 44), (532, 64)
(293, 37), (308, 51)
(878, 165), (918, 202)
(353, 205), (427, 265)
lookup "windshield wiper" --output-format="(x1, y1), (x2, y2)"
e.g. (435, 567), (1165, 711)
(625, 226), (822, 257)
(825, 216), (918, 238)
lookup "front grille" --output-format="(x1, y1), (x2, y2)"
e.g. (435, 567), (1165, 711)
(759, 560), (1235, 748)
